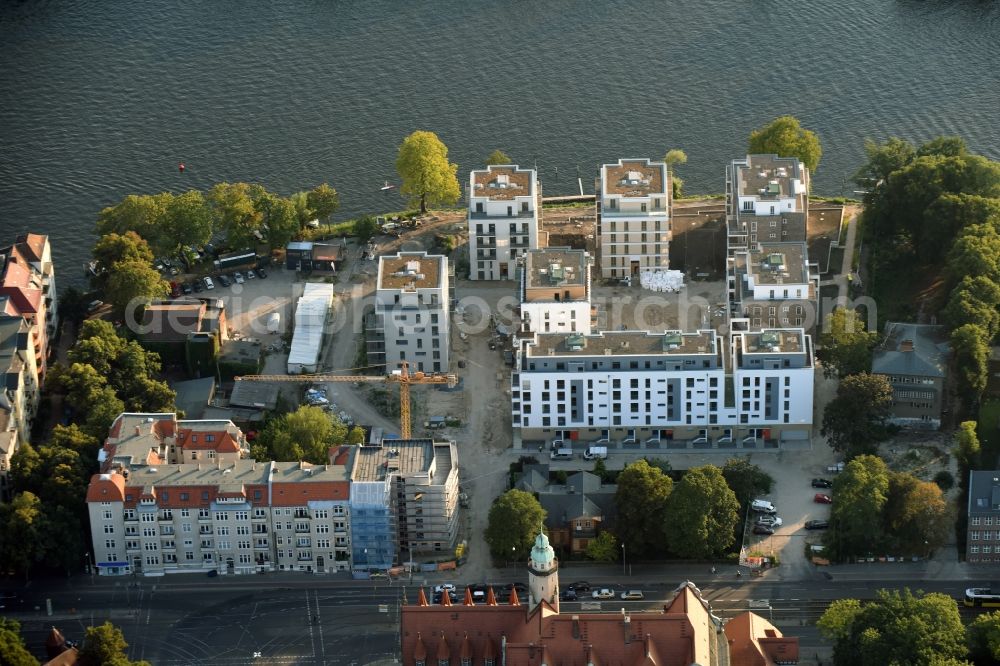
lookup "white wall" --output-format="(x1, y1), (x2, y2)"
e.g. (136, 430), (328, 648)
(520, 301), (591, 335)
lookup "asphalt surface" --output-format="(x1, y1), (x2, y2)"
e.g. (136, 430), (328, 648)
(1, 570), (987, 665)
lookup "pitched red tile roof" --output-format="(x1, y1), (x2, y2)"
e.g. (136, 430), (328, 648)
(86, 473), (126, 502)
(270, 481), (349, 506)
(15, 234), (48, 263)
(724, 612), (799, 666)
(176, 428), (240, 452)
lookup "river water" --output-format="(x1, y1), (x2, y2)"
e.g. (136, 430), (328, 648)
(1, 0), (998, 284)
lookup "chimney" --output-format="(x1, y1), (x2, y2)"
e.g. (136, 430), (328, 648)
(900, 339), (915, 352)
(135, 425), (142, 436)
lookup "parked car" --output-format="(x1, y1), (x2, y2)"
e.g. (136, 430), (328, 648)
(234, 272), (245, 284)
(814, 493), (833, 504)
(805, 520), (830, 530)
(434, 584), (456, 593)
(560, 589), (578, 601)
(169, 282), (181, 297)
(755, 515), (783, 527)
(192, 280), (204, 293)
(256, 267), (268, 278)
(181, 282), (193, 295)
(246, 268), (257, 279)
(620, 590), (644, 600)
(202, 276), (215, 290)
(751, 499), (777, 515)
(811, 478), (833, 488)
(752, 525), (775, 535)
(568, 581), (591, 593)
(592, 588), (615, 600)
(217, 274), (231, 287)
(86, 300), (104, 313)
(499, 582), (527, 597)
(432, 591), (457, 604)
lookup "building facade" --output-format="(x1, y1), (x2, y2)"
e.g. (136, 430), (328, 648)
(0, 317), (39, 500)
(0, 234), (57, 379)
(595, 159), (671, 279)
(519, 247), (593, 336)
(468, 165), (541, 281)
(350, 439), (461, 568)
(511, 328), (814, 447)
(726, 154), (809, 258)
(371, 253), (451, 373)
(967, 471), (1000, 564)
(731, 242), (820, 333)
(872, 322), (948, 429)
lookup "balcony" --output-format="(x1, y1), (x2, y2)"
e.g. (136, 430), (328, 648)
(254, 543), (270, 550)
(294, 525), (310, 533)
(197, 514), (211, 522)
(294, 510), (310, 519)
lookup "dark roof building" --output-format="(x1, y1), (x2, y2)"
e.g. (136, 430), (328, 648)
(967, 471), (1000, 564)
(872, 322), (948, 429)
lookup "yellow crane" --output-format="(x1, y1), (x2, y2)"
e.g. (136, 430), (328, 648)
(235, 362), (457, 439)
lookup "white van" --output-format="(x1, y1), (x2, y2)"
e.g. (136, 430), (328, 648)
(550, 448), (574, 461)
(583, 446), (608, 460)
(751, 499), (777, 514)
(266, 313), (281, 334)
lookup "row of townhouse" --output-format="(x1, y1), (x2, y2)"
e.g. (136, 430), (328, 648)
(0, 233), (57, 500)
(511, 327), (814, 447)
(87, 412), (461, 576)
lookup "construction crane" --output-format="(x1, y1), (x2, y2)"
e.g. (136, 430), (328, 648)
(235, 362), (458, 439)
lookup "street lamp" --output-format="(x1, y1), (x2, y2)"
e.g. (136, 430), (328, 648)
(621, 543), (626, 576)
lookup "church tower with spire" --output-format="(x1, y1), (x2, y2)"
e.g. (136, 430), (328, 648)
(527, 527), (559, 613)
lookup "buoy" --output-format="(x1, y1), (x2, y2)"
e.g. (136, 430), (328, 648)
(178, 163), (186, 173)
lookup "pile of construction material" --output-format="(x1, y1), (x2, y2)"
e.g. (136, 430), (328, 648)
(639, 269), (685, 293)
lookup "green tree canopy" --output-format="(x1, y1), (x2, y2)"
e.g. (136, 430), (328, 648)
(486, 149), (512, 166)
(79, 621), (151, 666)
(918, 136), (969, 158)
(347, 426), (366, 445)
(947, 225), (1000, 287)
(665, 465), (740, 559)
(91, 231), (155, 283)
(923, 193), (1000, 265)
(821, 373), (893, 459)
(396, 131), (461, 213)
(968, 610), (1000, 663)
(943, 275), (1000, 338)
(748, 115), (822, 173)
(0, 617), (39, 666)
(484, 489), (546, 561)
(827, 455), (890, 559)
(664, 149), (687, 198)
(614, 459), (673, 557)
(721, 458), (774, 508)
(163, 190), (213, 253)
(105, 259), (169, 318)
(951, 323), (990, 408)
(818, 308), (878, 378)
(953, 420), (982, 470)
(259, 405), (347, 463)
(585, 531), (619, 563)
(353, 215), (379, 242)
(0, 492), (46, 579)
(853, 137), (916, 191)
(817, 589), (967, 666)
(209, 182), (262, 249)
(96, 194), (171, 253)
(307, 183), (341, 224)
(883, 472), (951, 556)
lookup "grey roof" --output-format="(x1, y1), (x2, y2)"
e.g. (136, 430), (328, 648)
(518, 468), (618, 528)
(170, 377), (216, 420)
(968, 471), (1000, 515)
(229, 380), (279, 411)
(872, 322), (949, 378)
(516, 463), (550, 493)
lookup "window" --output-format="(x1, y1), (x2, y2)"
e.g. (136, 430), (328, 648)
(104, 524), (115, 534)
(103, 510), (113, 520)
(106, 539), (116, 549)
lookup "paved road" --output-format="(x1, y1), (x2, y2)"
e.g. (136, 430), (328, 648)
(2, 571), (986, 664)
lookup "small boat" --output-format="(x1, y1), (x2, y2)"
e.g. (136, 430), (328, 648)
(380, 181), (396, 191)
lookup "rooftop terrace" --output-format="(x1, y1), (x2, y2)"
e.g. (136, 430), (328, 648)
(378, 254), (444, 291)
(471, 166), (534, 201)
(351, 440), (434, 482)
(745, 243), (808, 285)
(524, 248), (589, 290)
(603, 159), (667, 197)
(737, 154), (806, 199)
(526, 330), (716, 358)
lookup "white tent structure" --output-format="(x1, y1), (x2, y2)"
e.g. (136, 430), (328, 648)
(287, 283), (334, 373)
(639, 269), (685, 293)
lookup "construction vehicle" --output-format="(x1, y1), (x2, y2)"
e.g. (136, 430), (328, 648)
(235, 362), (457, 439)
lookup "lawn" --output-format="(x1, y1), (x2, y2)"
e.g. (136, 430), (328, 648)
(977, 398), (1000, 468)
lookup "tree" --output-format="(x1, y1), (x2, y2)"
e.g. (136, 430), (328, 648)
(664, 149), (687, 199)
(954, 420), (982, 470)
(664, 465), (740, 559)
(952, 323), (990, 407)
(918, 136), (968, 158)
(79, 621), (151, 666)
(748, 115), (822, 173)
(486, 149), (512, 166)
(585, 531), (619, 563)
(353, 215), (379, 242)
(209, 182), (262, 249)
(262, 196), (300, 249)
(307, 183), (341, 225)
(96, 194), (171, 253)
(41, 503), (86, 574)
(395, 131), (461, 213)
(853, 137), (916, 190)
(50, 423), (99, 454)
(614, 459), (673, 557)
(347, 426), (366, 445)
(721, 458), (774, 508)
(0, 617), (39, 666)
(817, 589), (967, 666)
(818, 308), (878, 378)
(0, 492), (46, 579)
(484, 489), (546, 561)
(8, 442), (41, 494)
(84, 386), (127, 439)
(821, 373), (893, 459)
(883, 472), (951, 556)
(944, 275), (1000, 338)
(968, 611), (1000, 663)
(105, 259), (169, 317)
(163, 190), (213, 253)
(947, 226), (1000, 287)
(92, 231), (155, 273)
(923, 193), (1000, 265)
(827, 455), (890, 560)
(259, 406), (346, 463)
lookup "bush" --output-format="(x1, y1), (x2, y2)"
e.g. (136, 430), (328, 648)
(933, 470), (955, 491)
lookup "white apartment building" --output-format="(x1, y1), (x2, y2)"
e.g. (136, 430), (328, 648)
(86, 448), (356, 577)
(595, 159), (671, 279)
(731, 242), (820, 335)
(511, 328), (813, 447)
(372, 252), (450, 373)
(726, 154), (809, 257)
(0, 317), (39, 501)
(468, 165), (541, 281)
(519, 247), (594, 336)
